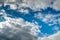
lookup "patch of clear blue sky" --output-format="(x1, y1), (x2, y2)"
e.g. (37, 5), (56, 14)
(0, 15), (6, 22)
(0, 4), (60, 37)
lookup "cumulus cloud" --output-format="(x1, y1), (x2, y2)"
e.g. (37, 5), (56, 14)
(4, 16), (40, 35)
(0, 0), (60, 40)
(18, 8), (29, 14)
(1, 0), (53, 10)
(23, 0), (54, 10)
(23, 0), (60, 10)
(0, 18), (38, 40)
(48, 31), (60, 40)
(0, 10), (40, 40)
(38, 31), (60, 40)
(1, 0), (60, 10)
(4, 3), (29, 14)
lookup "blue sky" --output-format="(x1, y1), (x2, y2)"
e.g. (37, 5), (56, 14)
(0, 0), (60, 40)
(0, 4), (59, 37)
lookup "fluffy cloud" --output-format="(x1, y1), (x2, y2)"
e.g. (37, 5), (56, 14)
(48, 31), (60, 40)
(23, 0), (60, 10)
(0, 10), (40, 40)
(0, 0), (60, 40)
(4, 16), (40, 35)
(18, 8), (29, 14)
(38, 31), (60, 40)
(4, 3), (29, 14)
(1, 0), (60, 10)
(2, 0), (53, 10)
(23, 0), (54, 10)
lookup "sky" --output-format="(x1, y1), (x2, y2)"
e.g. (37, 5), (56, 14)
(0, 0), (60, 40)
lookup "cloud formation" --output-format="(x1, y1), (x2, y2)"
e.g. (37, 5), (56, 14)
(52, 0), (60, 10)
(0, 10), (40, 40)
(3, 0), (60, 10)
(38, 31), (60, 40)
(0, 0), (60, 40)
(34, 13), (60, 26)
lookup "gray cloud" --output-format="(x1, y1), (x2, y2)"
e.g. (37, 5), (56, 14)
(0, 27), (37, 40)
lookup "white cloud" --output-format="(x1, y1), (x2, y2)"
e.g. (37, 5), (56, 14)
(2, 0), (60, 11)
(52, 0), (60, 10)
(23, 0), (54, 9)
(22, 0), (60, 10)
(9, 4), (17, 10)
(3, 0), (55, 10)
(4, 3), (18, 10)
(34, 13), (60, 26)
(0, 0), (60, 39)
(48, 31), (60, 40)
(0, 6), (40, 36)
(19, 8), (29, 14)
(38, 31), (60, 40)
(34, 13), (60, 40)
(0, 11), (40, 40)
(4, 3), (29, 14)
(4, 16), (40, 36)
